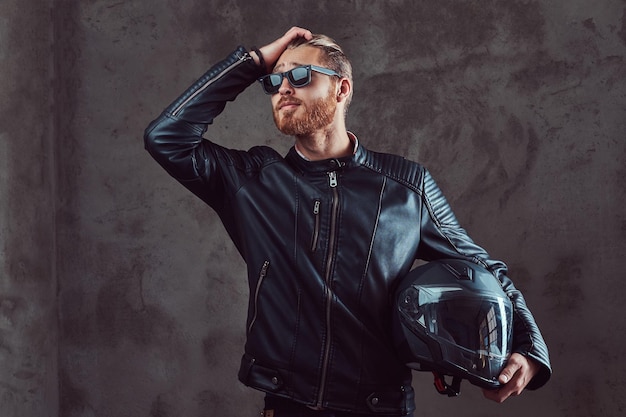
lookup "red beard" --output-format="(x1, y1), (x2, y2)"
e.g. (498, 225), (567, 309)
(273, 88), (337, 136)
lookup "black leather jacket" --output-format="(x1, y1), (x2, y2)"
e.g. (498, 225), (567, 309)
(144, 46), (551, 415)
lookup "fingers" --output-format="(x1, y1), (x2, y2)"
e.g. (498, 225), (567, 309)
(482, 353), (540, 403)
(482, 387), (506, 403)
(482, 376), (523, 403)
(257, 27), (313, 72)
(498, 354), (523, 385)
(282, 26), (313, 42)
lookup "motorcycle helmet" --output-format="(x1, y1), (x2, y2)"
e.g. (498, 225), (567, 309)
(392, 259), (513, 396)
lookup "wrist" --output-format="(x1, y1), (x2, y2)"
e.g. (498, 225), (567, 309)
(250, 47), (266, 73)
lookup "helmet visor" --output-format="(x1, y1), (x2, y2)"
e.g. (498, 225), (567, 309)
(398, 285), (513, 383)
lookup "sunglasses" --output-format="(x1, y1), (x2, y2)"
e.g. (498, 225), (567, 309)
(258, 65), (341, 95)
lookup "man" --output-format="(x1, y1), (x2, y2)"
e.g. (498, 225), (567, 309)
(144, 27), (551, 417)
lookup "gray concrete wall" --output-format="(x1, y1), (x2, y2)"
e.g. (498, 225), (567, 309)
(0, 0), (58, 416)
(1, 0), (625, 416)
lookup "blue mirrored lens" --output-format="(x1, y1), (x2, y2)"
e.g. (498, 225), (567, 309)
(259, 66), (316, 94)
(289, 67), (310, 84)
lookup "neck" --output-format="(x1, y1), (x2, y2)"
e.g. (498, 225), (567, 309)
(294, 122), (352, 161)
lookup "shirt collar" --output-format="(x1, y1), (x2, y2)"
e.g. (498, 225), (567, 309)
(295, 131), (359, 161)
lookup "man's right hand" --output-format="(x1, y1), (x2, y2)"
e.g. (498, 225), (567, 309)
(251, 26), (313, 72)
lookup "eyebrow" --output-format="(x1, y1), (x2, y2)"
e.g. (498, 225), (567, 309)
(272, 61), (304, 73)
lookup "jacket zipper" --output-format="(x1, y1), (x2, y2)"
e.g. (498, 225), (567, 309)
(171, 51), (251, 117)
(248, 260), (270, 334)
(317, 171), (339, 408)
(311, 199), (321, 252)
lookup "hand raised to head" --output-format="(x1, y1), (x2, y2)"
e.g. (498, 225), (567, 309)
(252, 27), (313, 72)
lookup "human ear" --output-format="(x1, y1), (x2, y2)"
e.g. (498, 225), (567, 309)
(336, 78), (352, 101)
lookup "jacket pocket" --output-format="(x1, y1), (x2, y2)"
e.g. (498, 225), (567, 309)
(311, 199), (321, 252)
(248, 260), (270, 334)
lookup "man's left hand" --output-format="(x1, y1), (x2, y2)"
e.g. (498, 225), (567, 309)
(482, 353), (540, 403)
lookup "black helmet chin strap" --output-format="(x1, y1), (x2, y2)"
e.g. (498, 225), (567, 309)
(432, 372), (462, 397)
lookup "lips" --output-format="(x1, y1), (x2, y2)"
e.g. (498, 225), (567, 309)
(277, 98), (302, 110)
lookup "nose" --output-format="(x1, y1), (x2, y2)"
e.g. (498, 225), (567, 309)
(277, 76), (294, 95)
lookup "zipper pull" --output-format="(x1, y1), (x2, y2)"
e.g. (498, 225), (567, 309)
(328, 171), (338, 188)
(313, 200), (321, 214)
(241, 50), (253, 61)
(259, 260), (270, 278)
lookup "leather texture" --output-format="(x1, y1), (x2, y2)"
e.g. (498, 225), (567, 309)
(144, 46), (551, 415)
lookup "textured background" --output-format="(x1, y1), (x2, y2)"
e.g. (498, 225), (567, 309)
(1, 0), (625, 416)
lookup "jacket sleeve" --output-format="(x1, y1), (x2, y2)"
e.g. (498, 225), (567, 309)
(416, 168), (552, 390)
(143, 46), (266, 209)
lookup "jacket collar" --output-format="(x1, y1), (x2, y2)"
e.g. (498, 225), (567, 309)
(285, 132), (366, 174)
